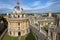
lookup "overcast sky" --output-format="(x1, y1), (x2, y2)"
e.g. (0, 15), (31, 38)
(0, 0), (60, 13)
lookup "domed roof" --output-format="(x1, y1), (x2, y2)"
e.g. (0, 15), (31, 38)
(13, 1), (23, 14)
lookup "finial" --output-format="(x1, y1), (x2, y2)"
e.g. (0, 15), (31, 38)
(17, 0), (20, 6)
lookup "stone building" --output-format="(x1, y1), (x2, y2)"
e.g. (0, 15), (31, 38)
(42, 13), (60, 40)
(38, 13), (57, 37)
(36, 13), (56, 29)
(7, 1), (30, 36)
(33, 13), (58, 40)
(49, 14), (60, 40)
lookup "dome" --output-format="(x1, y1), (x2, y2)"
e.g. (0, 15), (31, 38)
(13, 1), (23, 14)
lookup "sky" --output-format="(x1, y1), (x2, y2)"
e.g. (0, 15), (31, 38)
(0, 0), (60, 13)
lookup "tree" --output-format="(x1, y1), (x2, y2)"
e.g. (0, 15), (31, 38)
(44, 25), (49, 32)
(0, 15), (8, 28)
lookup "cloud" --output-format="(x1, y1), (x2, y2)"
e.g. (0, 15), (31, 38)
(0, 3), (13, 9)
(0, 0), (60, 13)
(30, 1), (40, 8)
(22, 1), (57, 10)
(0, 0), (59, 10)
(0, 1), (15, 9)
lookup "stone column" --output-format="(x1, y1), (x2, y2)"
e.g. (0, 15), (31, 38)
(53, 32), (56, 40)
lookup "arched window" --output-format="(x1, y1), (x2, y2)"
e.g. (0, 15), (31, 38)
(18, 22), (20, 26)
(18, 32), (21, 36)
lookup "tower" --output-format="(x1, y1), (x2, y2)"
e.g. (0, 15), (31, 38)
(7, 0), (30, 37)
(48, 12), (52, 17)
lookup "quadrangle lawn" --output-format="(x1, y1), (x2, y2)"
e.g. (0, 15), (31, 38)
(2, 31), (37, 40)
(2, 34), (18, 40)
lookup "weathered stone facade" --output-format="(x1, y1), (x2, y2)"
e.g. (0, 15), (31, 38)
(7, 1), (30, 37)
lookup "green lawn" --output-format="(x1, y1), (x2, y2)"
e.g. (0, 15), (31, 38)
(20, 35), (27, 40)
(2, 34), (18, 40)
(25, 31), (37, 40)
(21, 31), (37, 40)
(2, 31), (37, 40)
